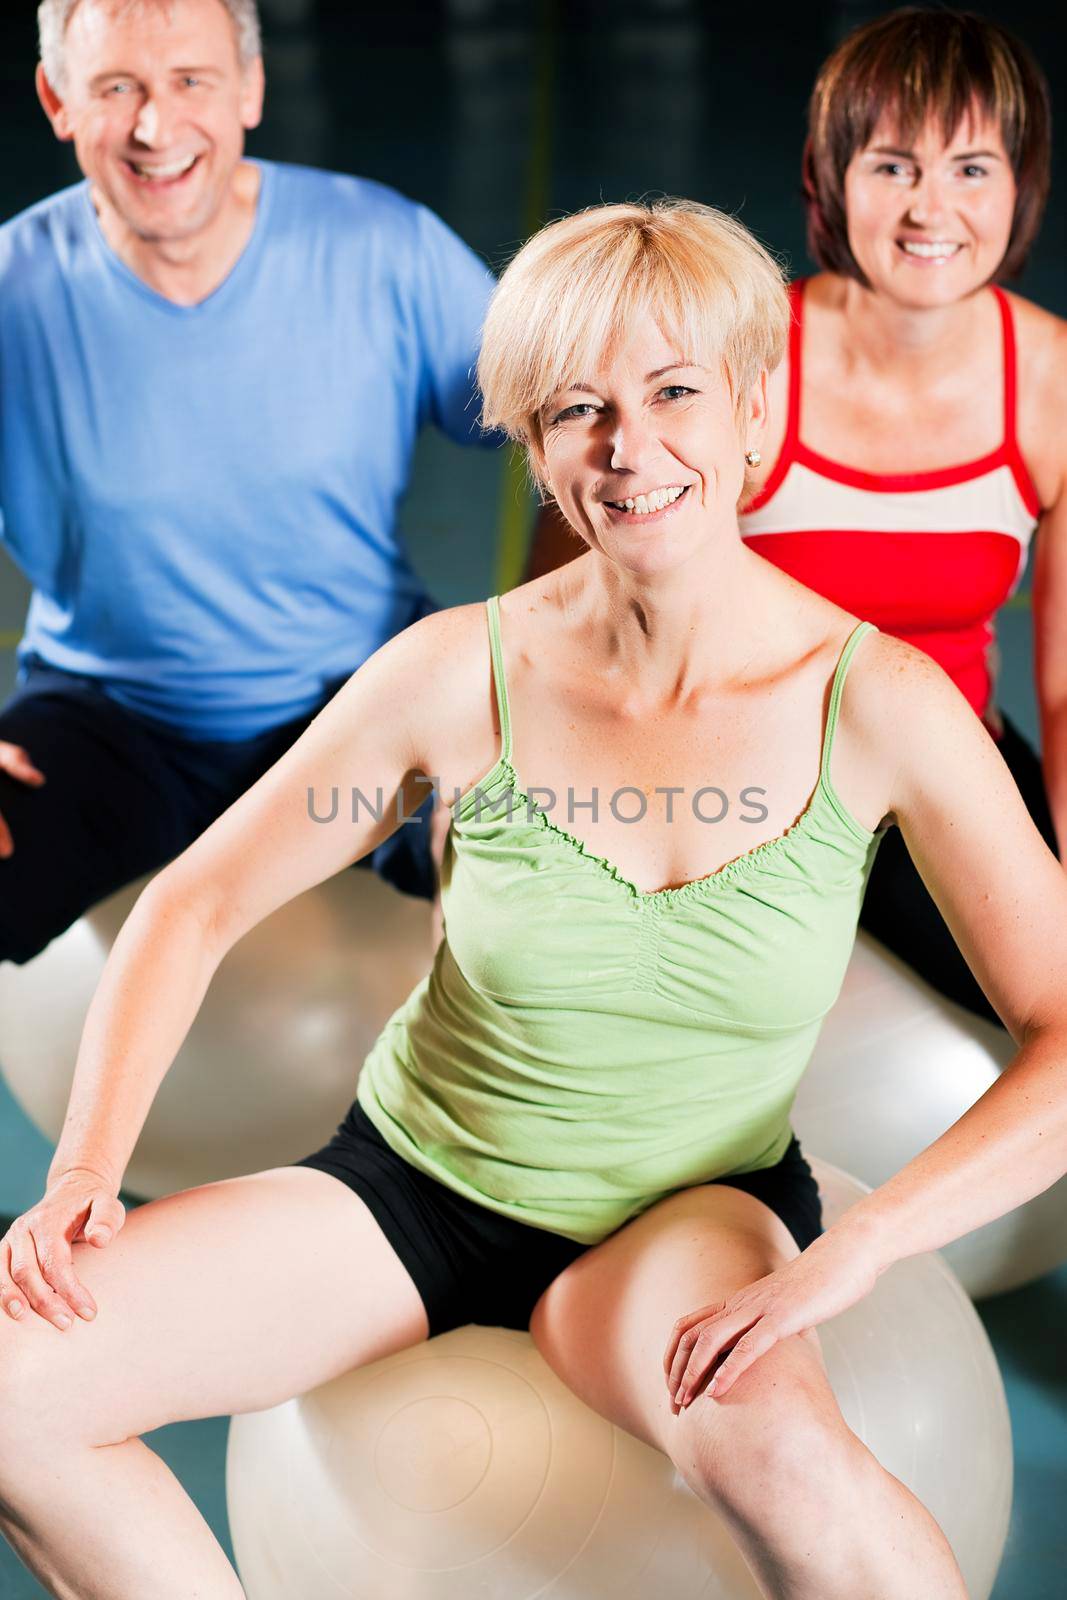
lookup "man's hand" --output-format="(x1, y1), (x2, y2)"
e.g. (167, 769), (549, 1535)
(0, 741), (46, 857)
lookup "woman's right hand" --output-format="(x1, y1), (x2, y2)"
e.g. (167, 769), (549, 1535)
(0, 1171), (125, 1329)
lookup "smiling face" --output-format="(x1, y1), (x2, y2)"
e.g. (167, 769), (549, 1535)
(843, 108), (1016, 306)
(533, 320), (766, 576)
(37, 0), (264, 246)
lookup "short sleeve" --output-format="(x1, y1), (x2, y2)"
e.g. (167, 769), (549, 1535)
(410, 205), (506, 451)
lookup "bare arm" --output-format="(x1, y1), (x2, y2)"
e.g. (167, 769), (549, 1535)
(46, 610), (466, 1196)
(2, 606), (493, 1329)
(667, 639), (1067, 1400)
(1031, 491), (1067, 857)
(828, 645), (1067, 1261)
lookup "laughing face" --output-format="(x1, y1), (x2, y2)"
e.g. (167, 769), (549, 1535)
(843, 108), (1017, 306)
(534, 320), (765, 576)
(37, 0), (264, 247)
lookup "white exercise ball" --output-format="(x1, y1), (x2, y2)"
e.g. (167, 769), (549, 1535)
(0, 872), (432, 1197)
(793, 932), (1067, 1298)
(226, 1160), (1011, 1600)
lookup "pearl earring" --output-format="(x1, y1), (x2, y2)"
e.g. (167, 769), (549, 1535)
(744, 449), (762, 469)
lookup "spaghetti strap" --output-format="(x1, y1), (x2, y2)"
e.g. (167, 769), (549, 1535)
(485, 595), (513, 764)
(992, 286), (1041, 516)
(819, 620), (877, 789)
(785, 278), (805, 447)
(992, 286), (1018, 452)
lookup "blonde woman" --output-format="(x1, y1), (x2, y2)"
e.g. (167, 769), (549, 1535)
(2, 200), (1067, 1600)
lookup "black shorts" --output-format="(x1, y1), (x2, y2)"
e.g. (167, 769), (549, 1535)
(295, 1102), (823, 1337)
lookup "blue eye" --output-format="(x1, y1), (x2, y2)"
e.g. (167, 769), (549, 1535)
(553, 402), (598, 423)
(659, 385), (696, 401)
(960, 163), (988, 179)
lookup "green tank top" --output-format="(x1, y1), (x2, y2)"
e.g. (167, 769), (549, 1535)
(358, 596), (884, 1244)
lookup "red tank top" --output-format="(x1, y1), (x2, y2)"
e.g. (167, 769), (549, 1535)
(741, 280), (1041, 724)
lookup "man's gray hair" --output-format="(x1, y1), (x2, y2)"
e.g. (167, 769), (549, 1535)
(38, 0), (262, 88)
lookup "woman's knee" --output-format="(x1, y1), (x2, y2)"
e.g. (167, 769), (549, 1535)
(0, 1316), (91, 1467)
(670, 1345), (861, 1523)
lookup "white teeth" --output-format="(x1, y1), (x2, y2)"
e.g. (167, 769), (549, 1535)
(613, 485), (685, 514)
(132, 155), (197, 180)
(900, 240), (960, 259)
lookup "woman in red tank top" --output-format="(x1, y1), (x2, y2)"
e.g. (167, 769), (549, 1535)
(741, 8), (1067, 1025)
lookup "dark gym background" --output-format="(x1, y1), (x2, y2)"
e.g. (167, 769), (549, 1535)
(0, 3), (1064, 1595)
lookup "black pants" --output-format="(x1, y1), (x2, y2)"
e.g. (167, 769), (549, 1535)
(0, 656), (435, 966)
(859, 711), (1056, 1026)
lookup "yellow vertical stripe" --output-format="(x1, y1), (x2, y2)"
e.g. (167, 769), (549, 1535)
(493, 0), (555, 595)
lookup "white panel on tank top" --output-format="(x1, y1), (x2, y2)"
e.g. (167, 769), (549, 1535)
(742, 461), (1035, 541)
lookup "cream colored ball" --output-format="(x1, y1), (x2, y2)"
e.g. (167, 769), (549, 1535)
(226, 1161), (1011, 1600)
(0, 872), (433, 1197)
(793, 933), (1067, 1297)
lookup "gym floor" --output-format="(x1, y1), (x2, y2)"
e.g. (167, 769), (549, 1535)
(1, 2), (1065, 1595)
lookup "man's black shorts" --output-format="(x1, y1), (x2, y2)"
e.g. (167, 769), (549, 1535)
(0, 625), (437, 965)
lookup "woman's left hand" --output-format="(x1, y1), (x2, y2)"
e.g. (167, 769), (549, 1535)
(663, 1229), (882, 1408)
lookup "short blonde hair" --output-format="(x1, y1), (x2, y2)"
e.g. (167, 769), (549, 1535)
(38, 0), (262, 90)
(479, 199), (789, 463)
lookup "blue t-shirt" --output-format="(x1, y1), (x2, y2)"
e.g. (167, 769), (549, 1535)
(0, 160), (498, 739)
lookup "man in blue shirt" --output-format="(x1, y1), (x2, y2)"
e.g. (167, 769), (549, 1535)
(0, 0), (504, 962)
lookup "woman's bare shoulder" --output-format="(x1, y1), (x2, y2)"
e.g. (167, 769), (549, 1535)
(386, 600), (488, 685)
(1005, 290), (1067, 503)
(378, 602), (502, 791)
(836, 623), (963, 727)
(1006, 285), (1067, 340)
(867, 624), (961, 700)
(405, 565), (587, 683)
(1006, 290), (1067, 403)
(832, 626), (990, 827)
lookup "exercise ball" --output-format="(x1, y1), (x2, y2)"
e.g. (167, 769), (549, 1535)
(226, 1160), (1011, 1600)
(793, 932), (1067, 1298)
(0, 872), (432, 1197)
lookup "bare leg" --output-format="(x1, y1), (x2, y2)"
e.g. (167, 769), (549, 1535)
(0, 1167), (428, 1600)
(531, 1184), (966, 1600)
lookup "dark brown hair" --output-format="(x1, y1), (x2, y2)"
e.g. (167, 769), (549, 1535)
(803, 7), (1051, 284)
